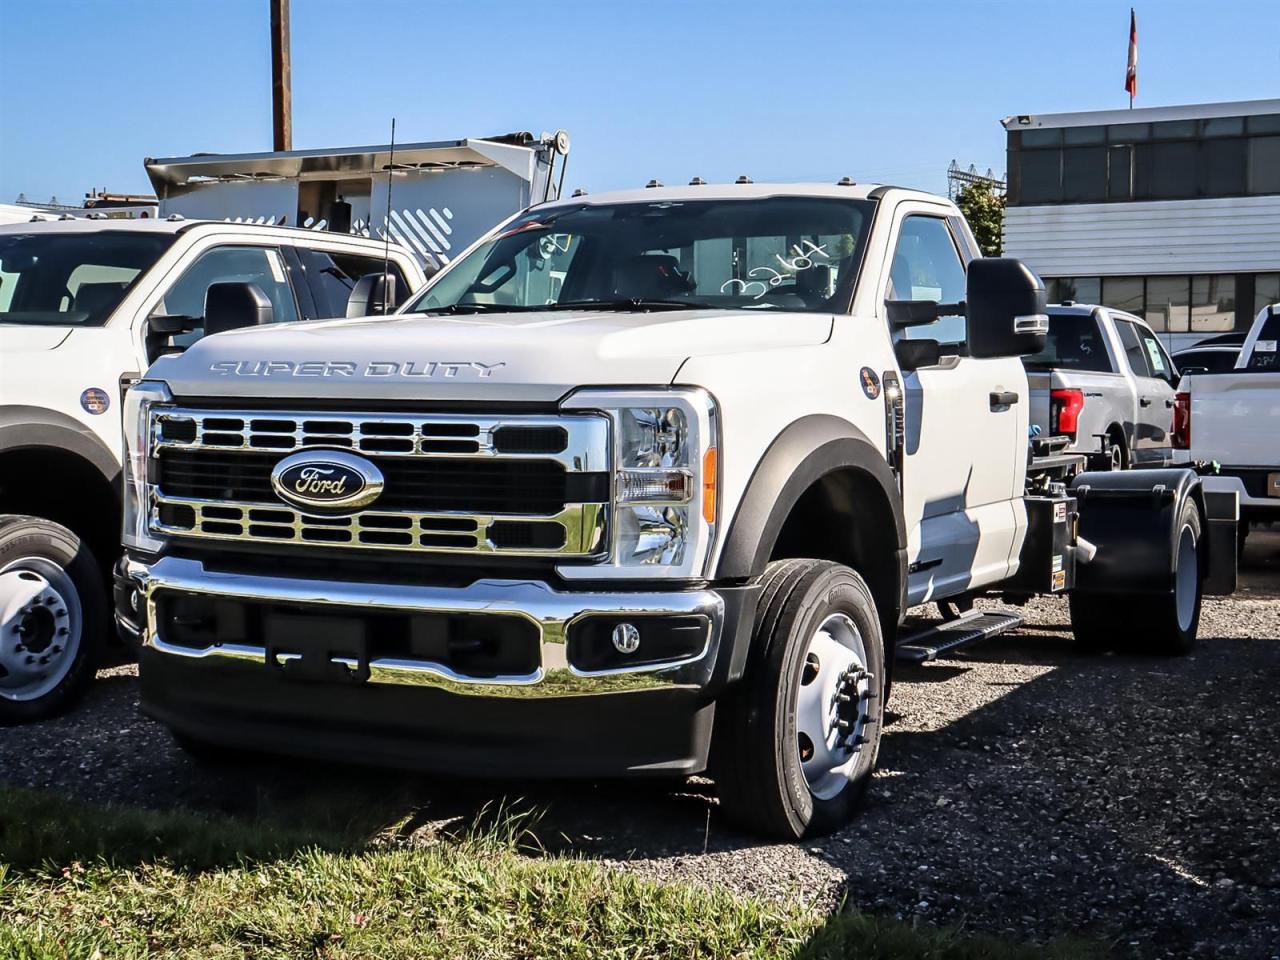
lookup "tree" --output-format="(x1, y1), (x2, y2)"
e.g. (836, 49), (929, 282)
(954, 183), (1006, 258)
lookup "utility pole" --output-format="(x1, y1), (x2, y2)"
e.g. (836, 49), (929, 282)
(270, 0), (292, 151)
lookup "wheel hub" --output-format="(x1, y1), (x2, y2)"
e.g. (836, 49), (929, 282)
(795, 613), (877, 800)
(0, 562), (80, 701)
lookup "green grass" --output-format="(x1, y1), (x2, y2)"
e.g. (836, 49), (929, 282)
(0, 785), (1104, 959)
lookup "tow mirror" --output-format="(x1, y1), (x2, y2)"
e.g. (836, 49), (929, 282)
(203, 281), (274, 337)
(887, 299), (963, 328)
(148, 313), (200, 335)
(965, 258), (1048, 358)
(347, 272), (400, 317)
(894, 338), (942, 370)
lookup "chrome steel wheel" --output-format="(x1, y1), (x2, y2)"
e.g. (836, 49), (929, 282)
(794, 612), (873, 801)
(0, 557), (82, 702)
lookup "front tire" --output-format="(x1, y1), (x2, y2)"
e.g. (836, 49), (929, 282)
(0, 516), (106, 723)
(714, 559), (886, 839)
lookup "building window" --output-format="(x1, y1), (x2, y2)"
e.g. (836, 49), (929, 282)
(1048, 277), (1101, 304)
(1256, 274), (1280, 317)
(1145, 276), (1191, 332)
(1248, 137), (1280, 194)
(1008, 113), (1280, 205)
(1019, 150), (1061, 204)
(1191, 276), (1236, 332)
(1062, 147), (1107, 202)
(1203, 139), (1247, 195)
(1138, 141), (1198, 199)
(1102, 276), (1144, 315)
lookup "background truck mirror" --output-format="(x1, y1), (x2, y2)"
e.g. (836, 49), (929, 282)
(203, 281), (274, 337)
(347, 272), (399, 317)
(965, 258), (1048, 359)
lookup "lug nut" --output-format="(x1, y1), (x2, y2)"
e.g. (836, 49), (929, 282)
(56, 609), (66, 617)
(51, 645), (62, 654)
(57, 627), (68, 636)
(24, 655), (34, 665)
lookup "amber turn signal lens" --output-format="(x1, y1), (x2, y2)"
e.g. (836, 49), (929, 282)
(702, 448), (718, 524)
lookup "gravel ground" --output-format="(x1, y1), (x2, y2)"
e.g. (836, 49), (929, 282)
(4, 532), (1279, 959)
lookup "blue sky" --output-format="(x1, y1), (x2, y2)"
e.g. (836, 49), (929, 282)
(1, 0), (1277, 204)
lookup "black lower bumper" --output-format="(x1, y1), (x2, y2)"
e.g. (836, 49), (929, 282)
(139, 649), (719, 777)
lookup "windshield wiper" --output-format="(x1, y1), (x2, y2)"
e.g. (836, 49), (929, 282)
(547, 298), (697, 312)
(416, 302), (544, 315)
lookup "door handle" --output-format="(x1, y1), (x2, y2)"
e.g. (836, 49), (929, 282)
(1139, 397), (1152, 407)
(1164, 398), (1174, 408)
(989, 390), (1019, 409)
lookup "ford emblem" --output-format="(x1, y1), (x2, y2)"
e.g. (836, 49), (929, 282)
(270, 450), (384, 512)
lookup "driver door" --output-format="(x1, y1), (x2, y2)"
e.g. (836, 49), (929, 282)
(886, 210), (1026, 605)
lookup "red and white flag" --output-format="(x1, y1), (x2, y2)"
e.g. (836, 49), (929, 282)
(1125, 8), (1138, 102)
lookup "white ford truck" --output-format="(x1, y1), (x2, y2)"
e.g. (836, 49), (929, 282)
(115, 182), (1237, 838)
(1175, 304), (1280, 545)
(0, 217), (426, 721)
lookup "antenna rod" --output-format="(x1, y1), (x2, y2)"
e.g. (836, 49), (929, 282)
(382, 118), (395, 314)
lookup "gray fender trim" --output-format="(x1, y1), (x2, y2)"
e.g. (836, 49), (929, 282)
(715, 415), (907, 677)
(0, 406), (121, 489)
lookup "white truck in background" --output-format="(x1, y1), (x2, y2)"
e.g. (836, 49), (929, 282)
(0, 130), (571, 722)
(0, 218), (427, 722)
(1175, 304), (1280, 545)
(115, 180), (1238, 840)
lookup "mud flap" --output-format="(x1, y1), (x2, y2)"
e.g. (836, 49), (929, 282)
(1068, 468), (1237, 598)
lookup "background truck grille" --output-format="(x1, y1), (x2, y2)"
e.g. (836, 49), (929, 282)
(149, 407), (611, 558)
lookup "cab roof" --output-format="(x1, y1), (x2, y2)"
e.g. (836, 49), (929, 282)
(534, 181), (953, 209)
(0, 217), (398, 249)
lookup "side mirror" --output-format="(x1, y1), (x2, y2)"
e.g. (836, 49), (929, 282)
(347, 272), (400, 317)
(887, 299), (963, 328)
(203, 282), (274, 337)
(894, 338), (941, 370)
(965, 258), (1048, 359)
(148, 313), (200, 335)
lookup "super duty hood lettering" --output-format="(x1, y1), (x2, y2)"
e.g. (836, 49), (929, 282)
(209, 360), (506, 379)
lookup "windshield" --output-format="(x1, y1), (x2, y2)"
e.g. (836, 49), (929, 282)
(404, 197), (874, 314)
(0, 230), (175, 327)
(1023, 313), (1113, 373)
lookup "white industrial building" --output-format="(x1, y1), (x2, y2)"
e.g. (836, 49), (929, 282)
(1001, 98), (1280, 350)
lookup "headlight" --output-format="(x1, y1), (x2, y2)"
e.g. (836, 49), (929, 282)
(121, 380), (172, 552)
(559, 388), (718, 580)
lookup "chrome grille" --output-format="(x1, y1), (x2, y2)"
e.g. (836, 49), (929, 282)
(148, 407), (611, 558)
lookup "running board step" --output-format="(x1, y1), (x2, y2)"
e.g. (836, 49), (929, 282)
(895, 610), (1024, 663)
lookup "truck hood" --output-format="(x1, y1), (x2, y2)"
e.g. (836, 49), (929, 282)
(149, 308), (834, 402)
(0, 325), (73, 352)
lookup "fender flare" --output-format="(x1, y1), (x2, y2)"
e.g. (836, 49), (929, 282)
(716, 414), (907, 637)
(0, 405), (121, 492)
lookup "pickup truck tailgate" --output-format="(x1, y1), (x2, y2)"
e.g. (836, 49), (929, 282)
(1186, 372), (1280, 466)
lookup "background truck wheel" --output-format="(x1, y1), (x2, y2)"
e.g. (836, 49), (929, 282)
(1068, 497), (1203, 656)
(0, 515), (106, 723)
(713, 559), (885, 840)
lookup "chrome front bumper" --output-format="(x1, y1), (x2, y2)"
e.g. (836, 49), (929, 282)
(119, 556), (726, 698)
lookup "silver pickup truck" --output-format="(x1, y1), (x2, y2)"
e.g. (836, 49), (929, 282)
(1024, 304), (1178, 469)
